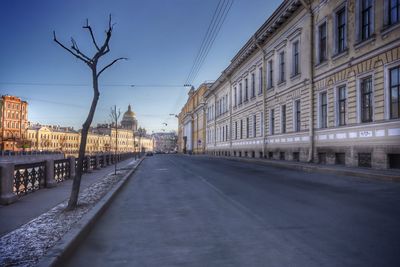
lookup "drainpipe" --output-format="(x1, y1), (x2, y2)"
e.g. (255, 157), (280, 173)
(300, 0), (315, 162)
(255, 35), (267, 158)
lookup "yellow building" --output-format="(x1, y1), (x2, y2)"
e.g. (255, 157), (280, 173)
(204, 0), (400, 169)
(178, 83), (211, 154)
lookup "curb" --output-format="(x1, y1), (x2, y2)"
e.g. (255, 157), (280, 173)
(197, 155), (400, 182)
(37, 157), (145, 267)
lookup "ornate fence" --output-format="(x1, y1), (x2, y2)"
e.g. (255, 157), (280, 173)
(14, 162), (46, 195)
(89, 156), (96, 169)
(1, 152), (138, 204)
(54, 159), (70, 183)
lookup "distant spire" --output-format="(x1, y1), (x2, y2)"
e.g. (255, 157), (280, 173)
(128, 104), (132, 111)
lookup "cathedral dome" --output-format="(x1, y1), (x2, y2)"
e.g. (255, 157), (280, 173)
(122, 104), (136, 121)
(121, 104), (138, 131)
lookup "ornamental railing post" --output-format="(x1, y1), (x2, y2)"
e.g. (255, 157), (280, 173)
(0, 162), (18, 205)
(45, 159), (57, 188)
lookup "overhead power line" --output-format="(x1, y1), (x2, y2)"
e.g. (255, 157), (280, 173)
(185, 0), (234, 86)
(0, 82), (188, 88)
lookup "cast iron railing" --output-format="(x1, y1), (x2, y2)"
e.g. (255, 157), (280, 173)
(54, 159), (70, 183)
(14, 162), (46, 195)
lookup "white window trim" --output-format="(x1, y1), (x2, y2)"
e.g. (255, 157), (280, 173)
(292, 98), (301, 132)
(267, 58), (274, 89)
(317, 90), (329, 129)
(384, 59), (400, 120)
(290, 38), (301, 77)
(333, 1), (348, 55)
(281, 105), (286, 133)
(316, 19), (328, 65)
(278, 50), (286, 83)
(334, 82), (348, 126)
(269, 108), (275, 135)
(355, 0), (375, 43)
(356, 70), (375, 123)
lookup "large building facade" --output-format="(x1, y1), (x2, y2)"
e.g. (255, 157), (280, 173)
(0, 95), (29, 151)
(204, 0), (400, 169)
(178, 83), (211, 154)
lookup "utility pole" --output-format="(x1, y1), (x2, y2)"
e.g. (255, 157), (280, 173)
(110, 105), (121, 175)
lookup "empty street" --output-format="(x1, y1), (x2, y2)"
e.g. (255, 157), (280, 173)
(64, 155), (400, 267)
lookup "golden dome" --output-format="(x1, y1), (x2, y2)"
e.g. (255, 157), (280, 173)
(122, 104), (136, 121)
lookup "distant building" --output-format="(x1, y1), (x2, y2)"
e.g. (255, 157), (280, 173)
(0, 95), (29, 151)
(177, 83), (211, 154)
(1, 101), (155, 155)
(153, 132), (177, 152)
(121, 104), (138, 132)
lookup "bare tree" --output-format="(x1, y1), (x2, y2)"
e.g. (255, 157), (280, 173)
(110, 106), (121, 176)
(53, 15), (126, 210)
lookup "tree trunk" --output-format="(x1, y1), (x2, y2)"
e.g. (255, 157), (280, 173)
(67, 68), (99, 210)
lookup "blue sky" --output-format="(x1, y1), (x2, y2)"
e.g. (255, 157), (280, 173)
(0, 0), (281, 133)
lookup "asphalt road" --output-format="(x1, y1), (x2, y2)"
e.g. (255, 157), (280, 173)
(63, 155), (400, 267)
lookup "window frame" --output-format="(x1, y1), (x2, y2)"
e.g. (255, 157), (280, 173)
(292, 40), (300, 76)
(281, 105), (286, 134)
(336, 84), (347, 126)
(270, 109), (275, 135)
(294, 99), (301, 132)
(357, 73), (374, 123)
(319, 91), (328, 128)
(334, 4), (347, 55)
(317, 21), (328, 64)
(279, 51), (286, 83)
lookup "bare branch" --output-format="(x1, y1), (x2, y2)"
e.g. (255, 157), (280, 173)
(53, 31), (91, 65)
(70, 37), (92, 62)
(97, 57), (127, 78)
(83, 19), (101, 51)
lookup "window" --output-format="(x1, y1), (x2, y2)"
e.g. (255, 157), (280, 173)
(235, 121), (238, 139)
(318, 22), (327, 63)
(320, 92), (328, 128)
(389, 0), (400, 25)
(338, 85), (347, 125)
(234, 87), (237, 107)
(361, 0), (373, 41)
(268, 60), (273, 88)
(258, 67), (263, 95)
(295, 99), (301, 132)
(390, 66), (400, 119)
(336, 7), (346, 53)
(281, 105), (286, 133)
(240, 120), (243, 139)
(244, 78), (248, 101)
(251, 73), (255, 98)
(279, 52), (285, 83)
(270, 109), (275, 135)
(361, 76), (373, 122)
(292, 41), (299, 76)
(239, 83), (243, 104)
(246, 117), (250, 138)
(260, 112), (264, 136)
(253, 114), (256, 137)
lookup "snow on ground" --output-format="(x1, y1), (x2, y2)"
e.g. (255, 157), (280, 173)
(0, 163), (136, 267)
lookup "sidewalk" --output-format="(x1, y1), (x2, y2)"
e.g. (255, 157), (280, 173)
(0, 158), (136, 237)
(191, 154), (400, 181)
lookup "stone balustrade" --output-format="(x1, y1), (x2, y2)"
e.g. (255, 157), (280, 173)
(0, 152), (137, 205)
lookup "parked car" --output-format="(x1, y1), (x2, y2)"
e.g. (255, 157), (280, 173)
(146, 151), (154, 156)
